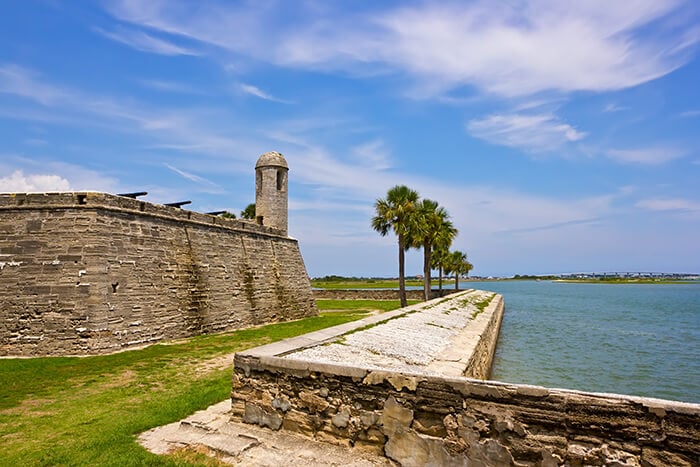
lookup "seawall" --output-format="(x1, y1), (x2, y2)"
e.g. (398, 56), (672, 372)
(232, 290), (699, 466)
(0, 192), (317, 356)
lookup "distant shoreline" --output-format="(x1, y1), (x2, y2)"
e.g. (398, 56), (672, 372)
(311, 277), (699, 289)
(551, 279), (699, 284)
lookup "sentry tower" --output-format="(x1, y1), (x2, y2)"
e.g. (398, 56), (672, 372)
(255, 151), (289, 236)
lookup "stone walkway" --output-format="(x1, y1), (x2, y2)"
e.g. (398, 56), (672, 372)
(138, 400), (392, 466)
(288, 289), (493, 376)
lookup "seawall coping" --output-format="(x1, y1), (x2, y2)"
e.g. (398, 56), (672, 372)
(237, 289), (497, 379)
(240, 296), (450, 358)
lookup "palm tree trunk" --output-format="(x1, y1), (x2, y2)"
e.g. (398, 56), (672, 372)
(423, 240), (431, 301)
(398, 235), (407, 307)
(455, 273), (459, 291)
(438, 266), (443, 293)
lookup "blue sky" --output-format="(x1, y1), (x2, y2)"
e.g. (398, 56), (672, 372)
(1, 1), (699, 277)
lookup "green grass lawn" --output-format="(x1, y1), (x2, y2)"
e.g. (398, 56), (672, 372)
(0, 306), (389, 466)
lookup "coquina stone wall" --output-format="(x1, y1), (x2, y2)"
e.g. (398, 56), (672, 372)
(231, 293), (699, 466)
(232, 362), (699, 466)
(0, 192), (317, 356)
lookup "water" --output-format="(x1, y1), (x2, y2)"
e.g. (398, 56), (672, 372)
(459, 280), (700, 403)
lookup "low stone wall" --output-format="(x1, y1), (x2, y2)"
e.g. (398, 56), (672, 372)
(231, 292), (700, 466)
(312, 288), (458, 300)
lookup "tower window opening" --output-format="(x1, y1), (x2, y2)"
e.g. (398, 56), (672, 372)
(276, 169), (283, 191)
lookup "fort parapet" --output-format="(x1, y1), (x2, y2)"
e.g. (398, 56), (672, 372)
(0, 187), (317, 356)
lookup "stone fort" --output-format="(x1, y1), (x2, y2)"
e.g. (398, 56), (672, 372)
(0, 151), (317, 356)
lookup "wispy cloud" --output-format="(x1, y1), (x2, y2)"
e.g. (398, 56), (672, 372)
(0, 63), (261, 167)
(496, 218), (601, 235)
(636, 197), (700, 212)
(604, 103), (628, 113)
(680, 109), (700, 118)
(606, 146), (686, 165)
(351, 140), (392, 170)
(94, 26), (200, 56)
(163, 162), (224, 193)
(105, 1), (699, 99)
(0, 64), (67, 105)
(138, 79), (202, 94)
(467, 113), (586, 152)
(239, 83), (292, 104)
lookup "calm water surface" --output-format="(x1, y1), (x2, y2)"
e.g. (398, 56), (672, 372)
(460, 280), (700, 403)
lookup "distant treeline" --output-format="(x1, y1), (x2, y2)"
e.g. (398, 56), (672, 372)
(512, 274), (559, 280)
(313, 275), (400, 282)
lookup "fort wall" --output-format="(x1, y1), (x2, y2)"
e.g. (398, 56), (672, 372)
(0, 191), (317, 356)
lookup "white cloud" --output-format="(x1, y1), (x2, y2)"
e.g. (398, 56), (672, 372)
(604, 103), (628, 113)
(467, 113), (586, 152)
(138, 79), (202, 94)
(606, 146), (686, 165)
(680, 109), (700, 118)
(94, 26), (200, 56)
(0, 170), (71, 192)
(0, 64), (67, 105)
(239, 83), (291, 104)
(351, 140), (392, 170)
(0, 63), (262, 167)
(105, 0), (699, 98)
(636, 197), (700, 212)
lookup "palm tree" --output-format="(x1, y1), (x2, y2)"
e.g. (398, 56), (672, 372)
(431, 241), (453, 294)
(409, 199), (457, 301)
(446, 250), (471, 290)
(460, 259), (474, 285)
(371, 185), (420, 307)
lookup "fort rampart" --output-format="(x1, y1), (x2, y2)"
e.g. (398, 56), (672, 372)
(0, 191), (317, 356)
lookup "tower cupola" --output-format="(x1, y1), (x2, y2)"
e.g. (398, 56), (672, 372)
(255, 151), (289, 235)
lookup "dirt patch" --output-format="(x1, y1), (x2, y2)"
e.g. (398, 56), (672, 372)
(0, 397), (56, 416)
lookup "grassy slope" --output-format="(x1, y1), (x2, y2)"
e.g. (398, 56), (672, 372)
(0, 307), (380, 466)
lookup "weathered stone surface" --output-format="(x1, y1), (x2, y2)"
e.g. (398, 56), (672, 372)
(243, 402), (283, 430)
(299, 390), (330, 414)
(232, 355), (700, 466)
(0, 191), (317, 356)
(381, 396), (414, 436)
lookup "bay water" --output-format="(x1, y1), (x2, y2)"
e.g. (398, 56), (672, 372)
(459, 280), (700, 403)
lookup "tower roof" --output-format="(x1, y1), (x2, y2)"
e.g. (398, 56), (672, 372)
(255, 151), (288, 169)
